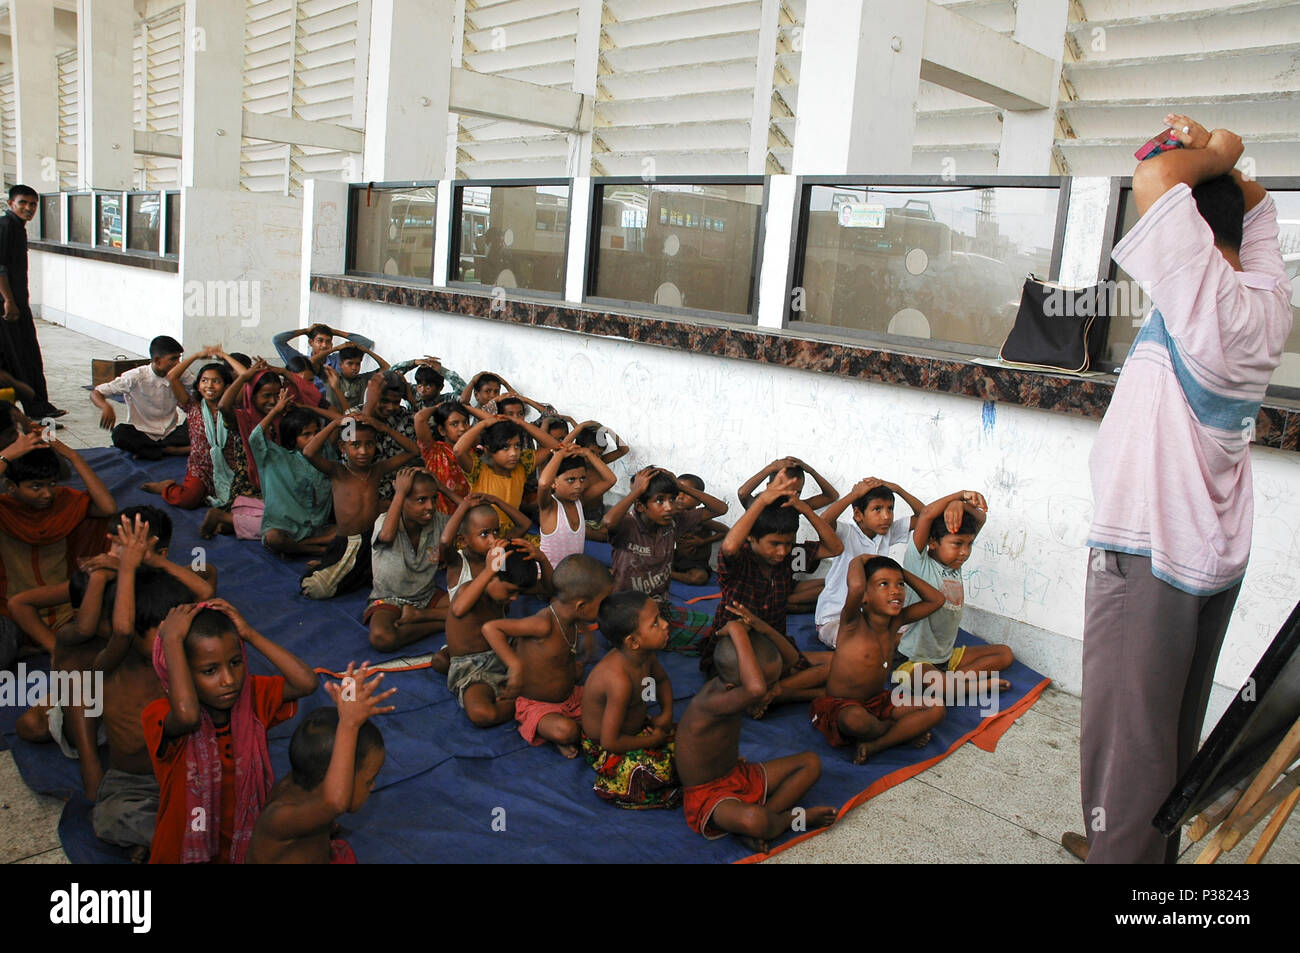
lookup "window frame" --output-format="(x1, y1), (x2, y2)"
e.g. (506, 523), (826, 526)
(124, 189), (164, 255)
(345, 180), (440, 284)
(447, 177), (572, 299)
(582, 174), (769, 324)
(66, 191), (95, 246)
(784, 174), (1071, 359)
(1104, 174), (1300, 399)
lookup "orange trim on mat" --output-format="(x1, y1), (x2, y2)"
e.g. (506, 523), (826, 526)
(733, 676), (1052, 864)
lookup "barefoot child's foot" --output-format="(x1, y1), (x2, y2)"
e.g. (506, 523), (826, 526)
(807, 806), (837, 829)
(556, 742), (580, 759)
(199, 509), (223, 540)
(739, 835), (771, 855)
(909, 730), (932, 749)
(140, 480), (174, 495)
(431, 645), (451, 675)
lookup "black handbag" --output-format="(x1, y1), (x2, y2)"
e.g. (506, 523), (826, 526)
(999, 275), (1111, 373)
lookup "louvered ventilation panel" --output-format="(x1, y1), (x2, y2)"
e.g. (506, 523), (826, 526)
(134, 6), (185, 190)
(57, 50), (79, 190)
(1059, 0), (1300, 175)
(0, 74), (15, 188)
(456, 0), (582, 179)
(594, 0), (762, 176)
(242, 0), (364, 194)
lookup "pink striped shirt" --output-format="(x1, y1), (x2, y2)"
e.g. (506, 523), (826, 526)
(1088, 184), (1293, 595)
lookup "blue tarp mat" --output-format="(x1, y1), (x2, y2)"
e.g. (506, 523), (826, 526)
(2, 447), (1047, 863)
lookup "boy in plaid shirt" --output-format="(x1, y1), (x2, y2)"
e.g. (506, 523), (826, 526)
(698, 471), (843, 717)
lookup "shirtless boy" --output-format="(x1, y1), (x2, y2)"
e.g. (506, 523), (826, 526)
(482, 554), (612, 757)
(580, 591), (680, 808)
(445, 542), (551, 727)
(247, 662), (395, 864)
(811, 555), (947, 763)
(676, 621), (834, 850)
(300, 413), (417, 599)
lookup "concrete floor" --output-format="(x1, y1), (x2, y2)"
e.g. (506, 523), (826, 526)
(3, 319), (1297, 865)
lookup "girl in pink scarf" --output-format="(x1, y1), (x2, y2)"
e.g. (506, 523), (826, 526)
(143, 599), (318, 864)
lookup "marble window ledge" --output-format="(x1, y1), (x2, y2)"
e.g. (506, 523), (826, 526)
(31, 241), (178, 273)
(311, 274), (1300, 454)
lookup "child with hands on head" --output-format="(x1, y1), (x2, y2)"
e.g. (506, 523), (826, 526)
(814, 476), (925, 648)
(366, 466), (459, 653)
(412, 401), (473, 514)
(699, 470), (843, 713)
(580, 591), (680, 809)
(140, 345), (248, 509)
(675, 619), (835, 851)
(812, 555), (948, 763)
(603, 465), (729, 653)
(444, 540), (552, 728)
(144, 598), (318, 864)
(897, 490), (1013, 690)
(89, 513), (214, 860)
(453, 411), (561, 534)
(482, 554), (613, 758)
(536, 443), (617, 570)
(247, 662), (396, 864)
(298, 408), (420, 600)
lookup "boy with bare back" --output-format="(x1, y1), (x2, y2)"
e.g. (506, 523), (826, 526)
(299, 413), (418, 599)
(247, 662), (395, 864)
(445, 541), (552, 727)
(482, 554), (612, 757)
(811, 555), (946, 763)
(580, 591), (680, 808)
(676, 620), (835, 850)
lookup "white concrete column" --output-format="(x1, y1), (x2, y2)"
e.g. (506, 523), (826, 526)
(755, 174), (798, 328)
(433, 179), (453, 286)
(792, 0), (925, 174)
(181, 0), (243, 190)
(566, 0), (601, 177)
(1057, 176), (1112, 287)
(10, 0), (60, 193)
(365, 0), (453, 181)
(998, 0), (1068, 174)
(443, 0), (466, 179)
(747, 0), (780, 175)
(77, 0), (135, 189)
(564, 177), (591, 303)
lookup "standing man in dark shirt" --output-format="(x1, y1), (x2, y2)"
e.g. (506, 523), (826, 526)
(0, 184), (64, 418)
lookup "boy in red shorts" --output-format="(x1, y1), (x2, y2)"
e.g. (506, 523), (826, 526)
(811, 555), (946, 764)
(676, 620), (835, 851)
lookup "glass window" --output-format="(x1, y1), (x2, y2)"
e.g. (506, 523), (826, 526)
(40, 195), (61, 241)
(69, 194), (93, 244)
(97, 193), (124, 248)
(165, 192), (180, 257)
(453, 184), (568, 294)
(590, 182), (763, 316)
(127, 192), (161, 253)
(795, 183), (1062, 352)
(1110, 187), (1300, 395)
(349, 186), (437, 280)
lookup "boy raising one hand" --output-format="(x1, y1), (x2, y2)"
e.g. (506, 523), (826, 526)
(248, 662), (396, 864)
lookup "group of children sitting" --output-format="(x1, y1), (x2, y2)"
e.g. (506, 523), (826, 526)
(0, 322), (1014, 860)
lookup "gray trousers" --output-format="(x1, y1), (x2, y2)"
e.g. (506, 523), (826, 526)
(92, 769), (160, 849)
(1080, 549), (1240, 864)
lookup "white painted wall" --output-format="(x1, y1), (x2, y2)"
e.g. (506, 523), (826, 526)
(180, 188), (303, 354)
(30, 250), (181, 354)
(319, 292), (1300, 721)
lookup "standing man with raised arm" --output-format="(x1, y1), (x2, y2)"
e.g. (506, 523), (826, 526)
(1068, 116), (1293, 864)
(0, 185), (64, 419)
